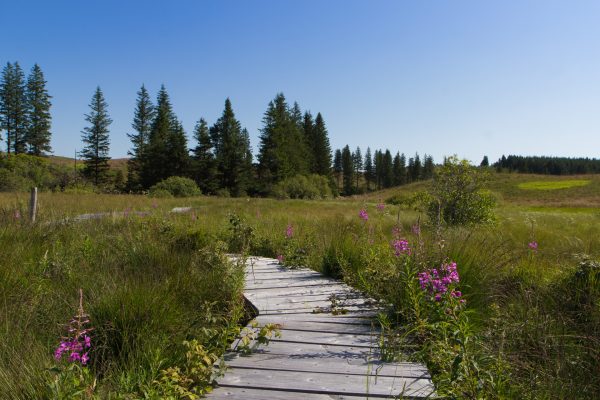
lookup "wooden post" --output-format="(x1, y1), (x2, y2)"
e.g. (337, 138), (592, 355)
(29, 187), (38, 223)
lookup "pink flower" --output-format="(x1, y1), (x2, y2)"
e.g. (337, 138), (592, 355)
(392, 239), (411, 256)
(14, 210), (21, 220)
(528, 241), (538, 251)
(285, 224), (294, 239)
(276, 254), (284, 263)
(411, 224), (421, 235)
(359, 209), (369, 221)
(376, 203), (385, 212)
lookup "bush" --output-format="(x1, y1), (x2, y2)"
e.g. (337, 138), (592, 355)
(149, 176), (201, 198)
(424, 155), (496, 226)
(271, 174), (333, 200)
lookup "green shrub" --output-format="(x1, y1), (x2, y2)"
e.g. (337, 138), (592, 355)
(271, 174), (333, 199)
(149, 176), (201, 198)
(424, 155), (496, 226)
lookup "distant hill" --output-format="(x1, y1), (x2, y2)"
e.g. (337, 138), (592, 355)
(362, 172), (600, 209)
(46, 155), (129, 172)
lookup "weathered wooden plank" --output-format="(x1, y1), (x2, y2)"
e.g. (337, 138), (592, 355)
(253, 313), (378, 325)
(223, 352), (430, 378)
(215, 367), (434, 398)
(250, 318), (377, 334)
(206, 387), (372, 399)
(232, 328), (380, 348)
(252, 298), (377, 313)
(244, 284), (359, 298)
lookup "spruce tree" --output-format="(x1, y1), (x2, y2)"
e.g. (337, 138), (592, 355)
(364, 147), (374, 191)
(392, 152), (402, 186)
(127, 85), (154, 191)
(302, 111), (315, 172)
(333, 148), (342, 189)
(290, 101), (303, 128)
(480, 155), (489, 167)
(258, 93), (308, 186)
(374, 150), (383, 190)
(312, 113), (332, 175)
(191, 118), (218, 193)
(0, 62), (28, 154)
(353, 146), (362, 191)
(140, 85), (171, 187)
(412, 153), (422, 182)
(211, 98), (253, 196)
(422, 154), (435, 179)
(80, 87), (111, 186)
(341, 145), (354, 195)
(382, 150), (393, 188)
(407, 157), (415, 183)
(25, 64), (52, 155)
(166, 119), (190, 177)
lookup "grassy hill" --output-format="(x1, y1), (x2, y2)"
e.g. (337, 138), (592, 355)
(363, 172), (600, 209)
(46, 154), (129, 172)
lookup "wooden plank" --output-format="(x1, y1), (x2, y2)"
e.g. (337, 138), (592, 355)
(245, 284), (359, 298)
(223, 352), (430, 378)
(250, 318), (377, 334)
(253, 313), (378, 325)
(215, 367), (434, 398)
(206, 387), (372, 399)
(232, 329), (380, 348)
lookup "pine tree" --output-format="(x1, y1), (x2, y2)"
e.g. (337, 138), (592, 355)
(411, 153), (422, 182)
(191, 118), (218, 193)
(407, 157), (415, 183)
(312, 113), (332, 175)
(127, 85), (154, 191)
(364, 147), (374, 191)
(382, 150), (393, 188)
(302, 111), (315, 172)
(0, 62), (28, 154)
(374, 150), (383, 190)
(140, 85), (174, 188)
(333, 148), (342, 189)
(353, 146), (362, 191)
(290, 102), (303, 128)
(211, 98), (253, 196)
(80, 87), (111, 186)
(166, 119), (190, 177)
(25, 64), (52, 155)
(341, 145), (354, 195)
(480, 155), (489, 167)
(258, 93), (308, 186)
(392, 152), (402, 186)
(422, 154), (435, 179)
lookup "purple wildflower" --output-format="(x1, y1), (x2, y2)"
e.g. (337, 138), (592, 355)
(411, 224), (421, 235)
(418, 261), (463, 303)
(359, 209), (369, 221)
(54, 289), (93, 366)
(528, 241), (538, 251)
(392, 226), (401, 238)
(376, 203), (385, 212)
(392, 239), (411, 256)
(277, 254), (284, 263)
(14, 210), (21, 220)
(285, 224), (294, 239)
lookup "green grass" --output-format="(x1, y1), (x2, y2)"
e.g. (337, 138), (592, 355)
(518, 179), (591, 190)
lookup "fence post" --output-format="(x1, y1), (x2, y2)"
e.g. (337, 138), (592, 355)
(29, 187), (38, 223)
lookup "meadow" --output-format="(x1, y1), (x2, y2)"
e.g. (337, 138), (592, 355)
(1, 172), (599, 398)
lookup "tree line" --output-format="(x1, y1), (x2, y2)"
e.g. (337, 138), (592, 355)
(332, 146), (434, 195)
(494, 155), (600, 175)
(0, 62), (52, 156)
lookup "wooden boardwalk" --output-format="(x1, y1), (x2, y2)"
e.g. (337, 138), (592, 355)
(207, 256), (435, 399)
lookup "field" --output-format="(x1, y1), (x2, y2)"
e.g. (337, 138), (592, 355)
(1, 172), (599, 398)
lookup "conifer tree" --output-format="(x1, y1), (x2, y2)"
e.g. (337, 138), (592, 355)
(0, 62), (28, 154)
(80, 87), (111, 186)
(411, 153), (422, 182)
(374, 150), (383, 190)
(422, 154), (435, 179)
(166, 119), (190, 177)
(25, 64), (52, 155)
(302, 111), (315, 172)
(290, 101), (303, 128)
(407, 157), (415, 183)
(364, 147), (374, 191)
(211, 98), (253, 196)
(353, 146), (362, 191)
(341, 145), (354, 195)
(382, 150), (393, 188)
(140, 85), (174, 188)
(392, 152), (402, 186)
(312, 113), (332, 175)
(127, 85), (154, 191)
(191, 118), (218, 193)
(480, 155), (489, 167)
(333, 148), (342, 189)
(258, 93), (308, 186)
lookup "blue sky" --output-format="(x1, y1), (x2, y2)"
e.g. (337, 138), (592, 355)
(2, 0), (599, 164)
